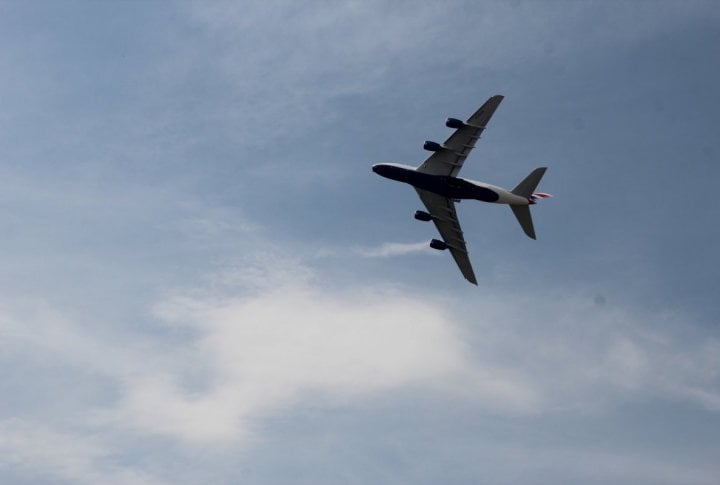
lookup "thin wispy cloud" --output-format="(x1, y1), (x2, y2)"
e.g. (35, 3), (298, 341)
(355, 241), (435, 258)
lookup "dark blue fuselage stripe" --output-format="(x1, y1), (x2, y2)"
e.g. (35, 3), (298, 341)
(376, 165), (499, 202)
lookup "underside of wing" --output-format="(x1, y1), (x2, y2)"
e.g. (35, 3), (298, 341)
(417, 95), (504, 178)
(416, 189), (477, 285)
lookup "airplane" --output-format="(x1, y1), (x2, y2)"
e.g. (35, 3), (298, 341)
(372, 95), (551, 285)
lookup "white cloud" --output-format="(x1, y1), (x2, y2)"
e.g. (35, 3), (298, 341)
(115, 272), (468, 444)
(1, 255), (719, 482)
(3, 259), (719, 447)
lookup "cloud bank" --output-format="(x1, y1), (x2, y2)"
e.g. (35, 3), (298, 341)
(1, 253), (719, 482)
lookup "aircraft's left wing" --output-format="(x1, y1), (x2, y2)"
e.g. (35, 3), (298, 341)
(416, 188), (477, 285)
(417, 95), (504, 177)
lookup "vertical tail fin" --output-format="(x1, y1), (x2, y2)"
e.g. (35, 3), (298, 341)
(510, 167), (547, 239)
(511, 167), (547, 198)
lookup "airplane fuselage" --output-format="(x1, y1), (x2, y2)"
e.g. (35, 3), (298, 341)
(372, 163), (530, 206)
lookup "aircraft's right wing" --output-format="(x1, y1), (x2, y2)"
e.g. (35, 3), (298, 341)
(416, 188), (477, 285)
(417, 95), (504, 178)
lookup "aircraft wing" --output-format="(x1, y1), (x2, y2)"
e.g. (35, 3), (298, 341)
(416, 188), (477, 285)
(416, 95), (504, 177)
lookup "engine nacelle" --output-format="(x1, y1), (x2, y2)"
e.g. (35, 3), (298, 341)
(423, 140), (442, 152)
(445, 117), (465, 129)
(414, 210), (432, 222)
(430, 239), (448, 251)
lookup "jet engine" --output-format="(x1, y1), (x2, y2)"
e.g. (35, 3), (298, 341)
(445, 117), (465, 129)
(414, 210), (432, 221)
(430, 239), (448, 251)
(423, 140), (442, 152)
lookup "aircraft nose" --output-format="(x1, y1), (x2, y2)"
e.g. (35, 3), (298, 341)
(372, 164), (400, 180)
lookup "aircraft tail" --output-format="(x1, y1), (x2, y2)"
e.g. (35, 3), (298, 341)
(511, 167), (547, 198)
(510, 167), (548, 240)
(510, 205), (536, 239)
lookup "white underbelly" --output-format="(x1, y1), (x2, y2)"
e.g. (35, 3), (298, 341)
(469, 181), (529, 205)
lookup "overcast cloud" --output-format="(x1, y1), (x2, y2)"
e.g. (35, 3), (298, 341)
(1, 1), (719, 484)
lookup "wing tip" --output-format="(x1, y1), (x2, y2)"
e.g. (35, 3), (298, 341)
(489, 94), (504, 104)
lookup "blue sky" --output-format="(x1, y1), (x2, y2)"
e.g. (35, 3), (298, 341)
(1, 1), (719, 483)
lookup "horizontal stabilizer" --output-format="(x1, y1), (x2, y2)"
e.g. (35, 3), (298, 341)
(510, 205), (536, 239)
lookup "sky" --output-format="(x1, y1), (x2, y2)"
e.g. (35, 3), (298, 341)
(0, 1), (719, 483)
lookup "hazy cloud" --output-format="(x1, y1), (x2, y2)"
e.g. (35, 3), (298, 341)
(0, 420), (165, 485)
